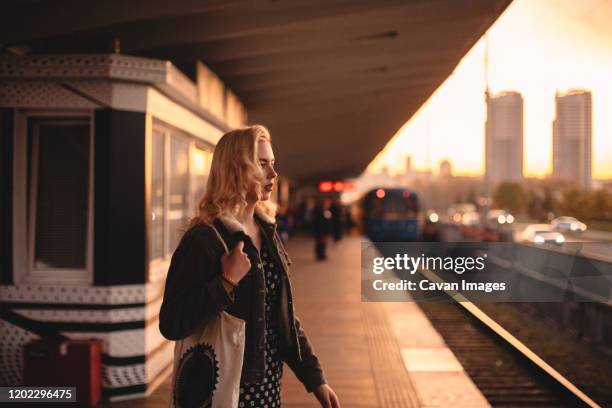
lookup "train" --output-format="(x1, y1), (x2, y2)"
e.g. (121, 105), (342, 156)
(360, 188), (422, 241)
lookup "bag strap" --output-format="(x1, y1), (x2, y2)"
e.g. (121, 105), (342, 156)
(208, 222), (230, 255)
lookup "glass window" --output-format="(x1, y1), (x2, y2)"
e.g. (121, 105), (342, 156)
(29, 119), (90, 271)
(403, 194), (420, 216)
(168, 135), (190, 253)
(151, 129), (165, 261)
(191, 146), (212, 212)
(149, 121), (214, 272)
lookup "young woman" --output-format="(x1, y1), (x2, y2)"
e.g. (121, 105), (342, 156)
(159, 125), (340, 408)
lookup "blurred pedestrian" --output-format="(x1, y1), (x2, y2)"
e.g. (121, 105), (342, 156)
(344, 207), (355, 234)
(330, 199), (344, 242)
(304, 196), (316, 233)
(313, 198), (333, 260)
(276, 203), (291, 244)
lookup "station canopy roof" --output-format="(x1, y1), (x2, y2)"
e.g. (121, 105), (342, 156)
(0, 0), (511, 183)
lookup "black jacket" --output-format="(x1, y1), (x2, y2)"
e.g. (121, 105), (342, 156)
(159, 211), (326, 393)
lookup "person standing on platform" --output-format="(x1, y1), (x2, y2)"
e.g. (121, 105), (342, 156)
(159, 125), (341, 408)
(313, 198), (333, 260)
(330, 199), (344, 242)
(276, 203), (291, 244)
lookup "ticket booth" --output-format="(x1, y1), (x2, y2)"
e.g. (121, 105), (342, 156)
(0, 54), (246, 401)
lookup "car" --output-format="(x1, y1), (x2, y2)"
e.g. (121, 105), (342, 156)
(487, 209), (514, 226)
(551, 216), (587, 233)
(447, 203), (477, 224)
(427, 210), (439, 224)
(423, 210), (441, 241)
(460, 211), (481, 227)
(520, 224), (565, 245)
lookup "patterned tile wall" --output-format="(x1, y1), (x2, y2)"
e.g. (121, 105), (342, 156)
(0, 282), (173, 401)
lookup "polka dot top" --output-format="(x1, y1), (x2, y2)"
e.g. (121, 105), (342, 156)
(238, 238), (284, 408)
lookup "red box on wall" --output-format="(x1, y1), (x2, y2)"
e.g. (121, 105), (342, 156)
(23, 338), (102, 407)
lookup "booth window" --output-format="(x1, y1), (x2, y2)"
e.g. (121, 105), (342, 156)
(168, 135), (190, 253)
(22, 115), (93, 284)
(191, 145), (212, 215)
(149, 120), (212, 281)
(151, 129), (165, 261)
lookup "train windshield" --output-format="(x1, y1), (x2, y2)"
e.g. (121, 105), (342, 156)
(366, 190), (419, 219)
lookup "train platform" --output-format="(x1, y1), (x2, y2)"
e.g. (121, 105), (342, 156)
(102, 234), (489, 408)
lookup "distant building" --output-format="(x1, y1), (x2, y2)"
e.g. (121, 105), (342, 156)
(439, 159), (452, 177)
(485, 91), (524, 184)
(553, 90), (592, 188)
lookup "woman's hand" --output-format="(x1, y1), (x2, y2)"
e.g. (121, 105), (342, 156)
(313, 383), (340, 408)
(221, 241), (251, 283)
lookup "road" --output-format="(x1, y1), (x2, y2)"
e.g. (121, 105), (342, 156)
(512, 222), (612, 262)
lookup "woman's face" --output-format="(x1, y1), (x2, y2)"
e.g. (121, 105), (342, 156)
(253, 139), (277, 202)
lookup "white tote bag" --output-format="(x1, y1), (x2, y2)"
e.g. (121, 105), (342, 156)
(170, 224), (246, 408)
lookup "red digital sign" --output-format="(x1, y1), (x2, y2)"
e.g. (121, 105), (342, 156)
(318, 181), (333, 192)
(318, 180), (354, 192)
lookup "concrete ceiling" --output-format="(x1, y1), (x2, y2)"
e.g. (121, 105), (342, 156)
(0, 0), (511, 183)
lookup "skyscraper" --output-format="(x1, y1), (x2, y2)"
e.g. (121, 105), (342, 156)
(405, 155), (412, 173)
(439, 159), (452, 177)
(552, 90), (592, 188)
(485, 91), (524, 184)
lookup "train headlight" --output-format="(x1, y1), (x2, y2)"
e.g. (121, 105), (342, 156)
(506, 214), (514, 224)
(534, 235), (545, 243)
(429, 213), (439, 223)
(497, 215), (506, 224)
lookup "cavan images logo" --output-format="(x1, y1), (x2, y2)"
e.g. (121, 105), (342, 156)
(175, 343), (219, 408)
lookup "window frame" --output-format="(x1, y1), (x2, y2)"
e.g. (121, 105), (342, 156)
(13, 110), (94, 286)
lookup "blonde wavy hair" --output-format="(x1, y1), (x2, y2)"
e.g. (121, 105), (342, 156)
(188, 125), (276, 229)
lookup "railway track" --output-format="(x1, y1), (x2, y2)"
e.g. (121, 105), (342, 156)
(369, 236), (607, 407)
(417, 300), (601, 407)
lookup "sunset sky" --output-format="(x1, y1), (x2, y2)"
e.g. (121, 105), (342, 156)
(367, 0), (612, 179)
